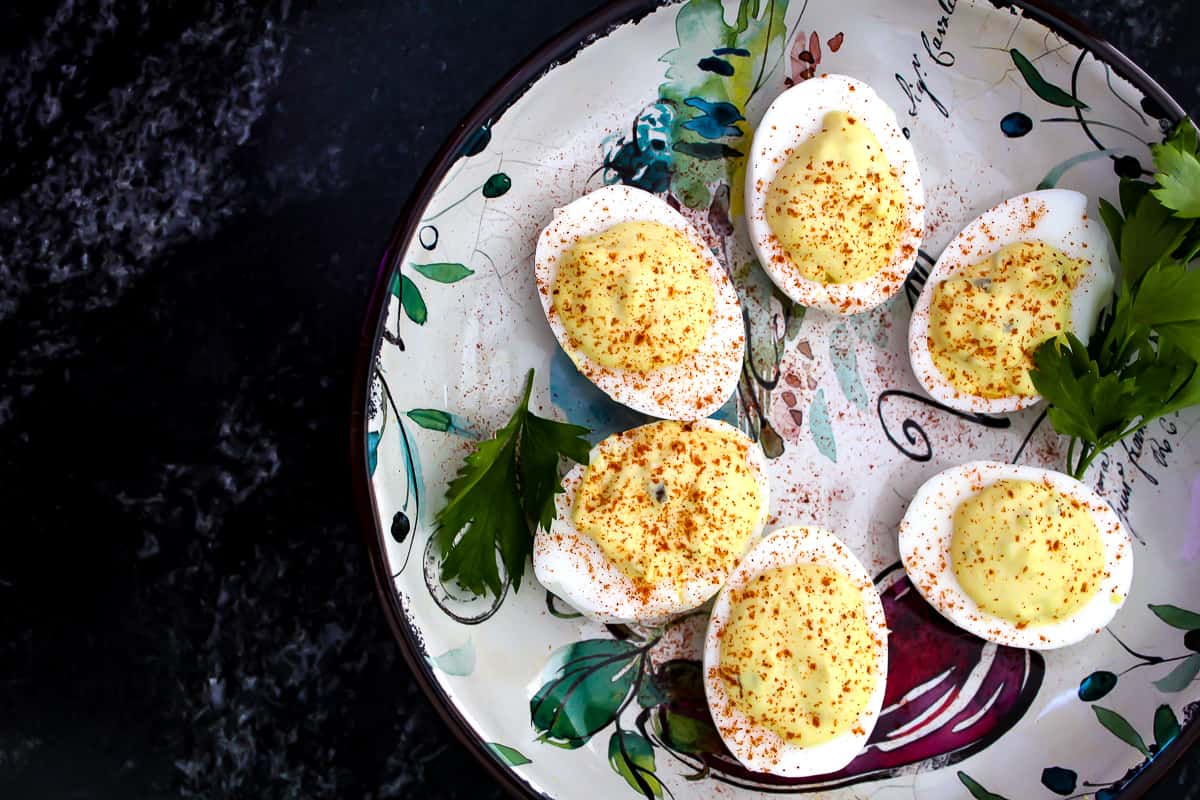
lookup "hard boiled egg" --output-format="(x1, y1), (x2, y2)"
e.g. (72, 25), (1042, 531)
(533, 419), (769, 625)
(745, 74), (924, 314)
(703, 526), (888, 777)
(535, 185), (744, 420)
(899, 461), (1132, 650)
(908, 189), (1115, 414)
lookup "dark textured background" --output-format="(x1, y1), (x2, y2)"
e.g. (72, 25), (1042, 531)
(0, 1), (1196, 798)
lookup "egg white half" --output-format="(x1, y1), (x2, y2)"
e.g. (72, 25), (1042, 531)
(703, 526), (889, 777)
(745, 74), (924, 315)
(532, 419), (769, 625)
(898, 460), (1133, 650)
(908, 189), (1115, 414)
(534, 185), (744, 420)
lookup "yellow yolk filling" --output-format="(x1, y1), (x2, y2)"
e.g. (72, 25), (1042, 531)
(928, 240), (1086, 398)
(718, 564), (878, 745)
(765, 110), (907, 285)
(552, 220), (714, 373)
(951, 479), (1104, 627)
(572, 421), (761, 594)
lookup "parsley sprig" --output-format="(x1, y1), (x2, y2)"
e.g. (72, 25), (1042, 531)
(434, 369), (591, 599)
(1031, 120), (1200, 479)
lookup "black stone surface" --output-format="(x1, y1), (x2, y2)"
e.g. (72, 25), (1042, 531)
(0, 2), (1196, 798)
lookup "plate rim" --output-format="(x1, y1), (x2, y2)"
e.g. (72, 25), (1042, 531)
(348, 2), (1194, 797)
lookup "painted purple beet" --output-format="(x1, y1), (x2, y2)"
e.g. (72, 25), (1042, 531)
(642, 563), (1045, 791)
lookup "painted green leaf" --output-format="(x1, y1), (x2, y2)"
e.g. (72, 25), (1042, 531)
(636, 679), (668, 709)
(482, 172), (512, 198)
(1010, 49), (1088, 109)
(737, 259), (789, 373)
(1038, 149), (1115, 190)
(784, 299), (806, 340)
(1154, 703), (1181, 749)
(650, 659), (705, 702)
(830, 323), (868, 411)
(406, 408), (478, 439)
(407, 409), (453, 432)
(1094, 706), (1150, 755)
(530, 639), (641, 749)
(430, 638), (475, 676)
(957, 771), (1010, 800)
(608, 730), (663, 799)
(1150, 604), (1200, 630)
(1155, 654), (1200, 693)
(367, 431), (382, 475)
(809, 389), (837, 462)
(641, 660), (725, 755)
(658, 710), (723, 755)
(395, 274), (427, 325)
(412, 262), (474, 283)
(487, 742), (531, 767)
(1078, 670), (1118, 702)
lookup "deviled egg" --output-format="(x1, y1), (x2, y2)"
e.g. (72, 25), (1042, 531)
(908, 189), (1114, 414)
(745, 74), (924, 314)
(899, 461), (1132, 650)
(533, 419), (769, 624)
(703, 526), (888, 777)
(535, 185), (744, 420)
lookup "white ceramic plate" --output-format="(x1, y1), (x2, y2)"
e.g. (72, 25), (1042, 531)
(351, 2), (1199, 798)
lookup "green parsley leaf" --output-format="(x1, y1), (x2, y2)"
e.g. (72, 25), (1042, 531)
(1098, 196), (1124, 252)
(1169, 120), (1200, 155)
(435, 396), (526, 598)
(1031, 335), (1140, 443)
(433, 369), (590, 599)
(1133, 261), (1200, 361)
(1152, 139), (1200, 218)
(1032, 117), (1200, 479)
(1175, 225), (1200, 264)
(1120, 334), (1199, 419)
(519, 411), (591, 533)
(1160, 365), (1200, 418)
(1120, 177), (1152, 217)
(1119, 189), (1191, 287)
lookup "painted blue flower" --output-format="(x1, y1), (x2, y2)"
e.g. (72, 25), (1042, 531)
(601, 102), (676, 194)
(634, 102), (675, 155)
(681, 97), (745, 139)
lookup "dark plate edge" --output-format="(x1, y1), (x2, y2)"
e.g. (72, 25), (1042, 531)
(348, 2), (1193, 798)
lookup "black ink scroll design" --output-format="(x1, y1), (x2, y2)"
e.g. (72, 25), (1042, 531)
(877, 390), (1011, 462)
(422, 533), (507, 625)
(903, 249), (936, 310)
